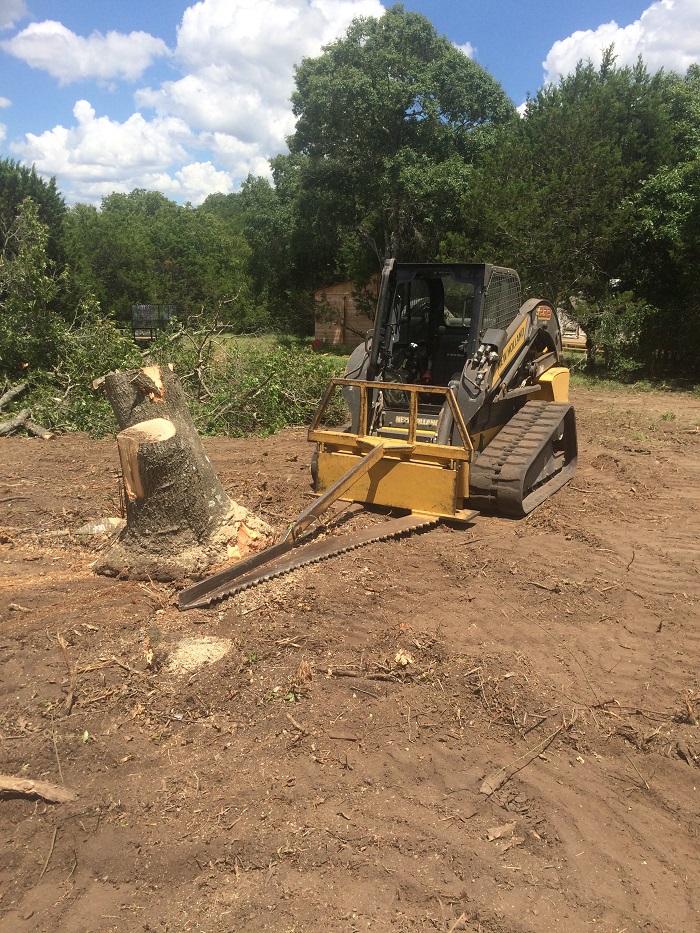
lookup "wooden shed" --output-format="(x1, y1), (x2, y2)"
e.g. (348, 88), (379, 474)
(314, 279), (377, 349)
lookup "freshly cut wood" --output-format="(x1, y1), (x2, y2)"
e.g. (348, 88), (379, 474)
(0, 775), (76, 803)
(96, 368), (272, 581)
(102, 365), (231, 524)
(25, 418), (54, 440)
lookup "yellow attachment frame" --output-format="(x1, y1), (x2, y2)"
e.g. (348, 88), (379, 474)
(308, 378), (475, 520)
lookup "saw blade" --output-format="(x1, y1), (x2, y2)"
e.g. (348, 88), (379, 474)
(179, 513), (439, 610)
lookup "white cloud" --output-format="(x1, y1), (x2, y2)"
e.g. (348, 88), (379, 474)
(1, 20), (169, 83)
(136, 67), (287, 147)
(7, 0), (386, 203)
(456, 41), (475, 59)
(174, 162), (235, 203)
(543, 0), (700, 84)
(139, 162), (236, 205)
(0, 95), (11, 107)
(10, 99), (195, 202)
(202, 131), (275, 181)
(133, 0), (385, 179)
(175, 0), (383, 76)
(140, 0), (384, 145)
(0, 0), (26, 32)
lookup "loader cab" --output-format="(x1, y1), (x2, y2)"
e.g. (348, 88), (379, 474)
(371, 262), (522, 390)
(364, 262), (522, 442)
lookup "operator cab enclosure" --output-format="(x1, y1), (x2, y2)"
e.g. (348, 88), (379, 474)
(362, 261), (522, 438)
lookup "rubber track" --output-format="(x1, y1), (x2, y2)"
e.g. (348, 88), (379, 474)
(469, 402), (577, 518)
(179, 513), (439, 610)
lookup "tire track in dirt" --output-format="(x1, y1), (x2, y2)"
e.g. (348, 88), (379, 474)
(2, 392), (700, 933)
(521, 754), (700, 932)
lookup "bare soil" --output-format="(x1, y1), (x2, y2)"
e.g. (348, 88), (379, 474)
(1, 385), (699, 933)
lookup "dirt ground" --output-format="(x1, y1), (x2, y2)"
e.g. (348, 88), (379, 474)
(1, 384), (699, 933)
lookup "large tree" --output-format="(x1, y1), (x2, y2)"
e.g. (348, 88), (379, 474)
(0, 198), (63, 373)
(284, 3), (514, 274)
(0, 159), (66, 264)
(624, 65), (700, 372)
(236, 155), (333, 332)
(446, 54), (681, 297)
(441, 52), (695, 371)
(65, 189), (254, 326)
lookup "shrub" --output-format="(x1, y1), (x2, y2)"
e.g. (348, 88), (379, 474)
(25, 313), (142, 436)
(148, 332), (347, 435)
(574, 291), (656, 378)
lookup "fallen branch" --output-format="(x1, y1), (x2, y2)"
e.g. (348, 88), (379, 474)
(478, 722), (568, 800)
(0, 775), (76, 803)
(526, 580), (561, 593)
(39, 827), (58, 879)
(622, 749), (650, 790)
(286, 712), (309, 735)
(25, 418), (54, 440)
(50, 715), (64, 784)
(447, 913), (467, 933)
(0, 406), (53, 439)
(0, 407), (30, 436)
(210, 373), (275, 422)
(57, 633), (78, 714)
(0, 382), (28, 411)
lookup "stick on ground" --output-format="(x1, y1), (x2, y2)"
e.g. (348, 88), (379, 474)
(0, 775), (77, 803)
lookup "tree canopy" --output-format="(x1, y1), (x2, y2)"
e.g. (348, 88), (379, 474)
(0, 159), (66, 263)
(440, 52), (700, 373)
(64, 188), (255, 327)
(284, 4), (515, 270)
(2, 15), (700, 389)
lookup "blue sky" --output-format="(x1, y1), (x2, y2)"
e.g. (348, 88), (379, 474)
(0, 0), (698, 205)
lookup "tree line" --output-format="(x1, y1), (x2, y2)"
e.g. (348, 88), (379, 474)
(1, 3), (699, 429)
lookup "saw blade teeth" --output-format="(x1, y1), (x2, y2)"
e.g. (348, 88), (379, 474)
(182, 514), (439, 609)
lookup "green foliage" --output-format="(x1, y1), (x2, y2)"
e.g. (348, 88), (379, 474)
(286, 4), (514, 273)
(439, 53), (700, 377)
(147, 332), (347, 436)
(26, 315), (142, 436)
(0, 198), (65, 373)
(204, 344), (347, 436)
(292, 4), (512, 166)
(0, 198), (142, 434)
(573, 291), (657, 377)
(625, 67), (700, 368)
(64, 189), (259, 329)
(0, 158), (66, 263)
(444, 55), (683, 301)
(236, 168), (316, 332)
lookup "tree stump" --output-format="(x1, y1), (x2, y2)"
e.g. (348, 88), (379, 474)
(95, 366), (272, 581)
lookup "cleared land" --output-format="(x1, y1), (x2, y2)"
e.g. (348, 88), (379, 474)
(1, 385), (699, 933)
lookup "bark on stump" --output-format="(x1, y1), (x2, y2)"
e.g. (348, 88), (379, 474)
(96, 366), (271, 581)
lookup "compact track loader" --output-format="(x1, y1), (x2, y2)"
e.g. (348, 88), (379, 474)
(179, 260), (577, 609)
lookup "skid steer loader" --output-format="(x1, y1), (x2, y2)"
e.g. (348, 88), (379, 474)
(179, 260), (577, 609)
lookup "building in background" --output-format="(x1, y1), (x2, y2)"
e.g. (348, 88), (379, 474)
(314, 280), (377, 349)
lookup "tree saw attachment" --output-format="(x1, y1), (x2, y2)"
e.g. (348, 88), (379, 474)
(178, 435), (455, 610)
